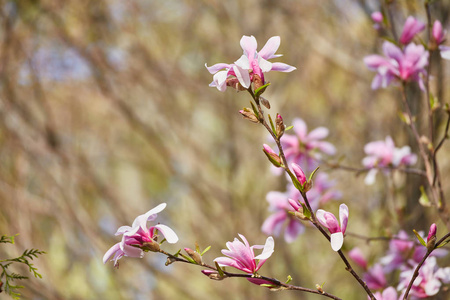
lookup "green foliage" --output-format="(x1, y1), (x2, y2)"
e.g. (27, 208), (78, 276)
(0, 235), (45, 299)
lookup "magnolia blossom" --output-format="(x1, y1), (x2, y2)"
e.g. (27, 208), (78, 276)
(399, 16), (425, 45)
(398, 257), (447, 298)
(371, 287), (399, 300)
(364, 41), (429, 90)
(432, 20), (446, 46)
(349, 247), (368, 270)
(103, 203), (179, 266)
(364, 264), (387, 290)
(371, 12), (383, 23)
(206, 35), (296, 92)
(262, 175), (341, 243)
(214, 234), (274, 274)
(276, 118), (336, 173)
(316, 204), (348, 251)
(362, 136), (417, 185)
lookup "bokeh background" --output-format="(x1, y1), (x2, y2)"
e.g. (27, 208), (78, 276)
(1, 0), (450, 299)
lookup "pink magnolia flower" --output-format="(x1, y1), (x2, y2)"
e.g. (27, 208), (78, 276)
(432, 20), (446, 46)
(277, 118), (336, 173)
(398, 257), (445, 298)
(206, 36), (296, 92)
(349, 247), (368, 270)
(371, 12), (383, 23)
(370, 287), (399, 300)
(316, 204), (348, 251)
(262, 175), (341, 243)
(103, 203), (179, 266)
(362, 136), (417, 185)
(364, 42), (429, 90)
(261, 190), (305, 243)
(214, 234), (274, 274)
(399, 16), (425, 45)
(364, 264), (387, 290)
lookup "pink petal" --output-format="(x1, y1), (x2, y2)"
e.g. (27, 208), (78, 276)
(261, 211), (286, 236)
(240, 35), (257, 60)
(339, 203), (349, 233)
(292, 118), (307, 139)
(307, 127), (329, 140)
(284, 219), (304, 243)
(103, 242), (121, 264)
(382, 42), (403, 62)
(205, 63), (231, 74)
(258, 36), (281, 59)
(254, 236), (274, 260)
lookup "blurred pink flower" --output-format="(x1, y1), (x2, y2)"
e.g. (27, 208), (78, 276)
(277, 118), (336, 172)
(206, 35), (296, 92)
(364, 264), (387, 290)
(362, 136), (417, 185)
(262, 175), (341, 243)
(371, 12), (383, 23)
(371, 287), (399, 300)
(214, 234), (274, 274)
(261, 190), (305, 243)
(316, 204), (348, 251)
(399, 16), (425, 45)
(364, 42), (429, 90)
(398, 257), (446, 298)
(103, 203), (179, 266)
(432, 20), (446, 46)
(349, 247), (368, 270)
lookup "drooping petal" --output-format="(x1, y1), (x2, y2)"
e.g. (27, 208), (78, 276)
(103, 242), (122, 264)
(212, 70), (229, 92)
(155, 224), (179, 243)
(258, 36), (281, 59)
(339, 204), (349, 233)
(121, 243), (144, 258)
(330, 232), (344, 251)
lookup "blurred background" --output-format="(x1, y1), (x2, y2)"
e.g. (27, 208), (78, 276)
(1, 0), (449, 299)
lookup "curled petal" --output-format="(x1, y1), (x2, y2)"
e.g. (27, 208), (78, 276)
(212, 70), (229, 92)
(330, 232), (344, 251)
(254, 236), (275, 260)
(103, 242), (122, 264)
(155, 224), (179, 243)
(205, 63), (231, 74)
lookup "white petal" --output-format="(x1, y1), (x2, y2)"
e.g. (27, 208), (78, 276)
(315, 209), (327, 226)
(235, 55), (250, 70)
(254, 236), (274, 260)
(257, 56), (273, 73)
(330, 232), (344, 251)
(364, 169), (378, 185)
(155, 224), (179, 243)
(258, 36), (280, 59)
(339, 204), (349, 233)
(115, 225), (132, 236)
(233, 65), (250, 89)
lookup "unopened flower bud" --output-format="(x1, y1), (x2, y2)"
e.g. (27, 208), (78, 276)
(316, 284), (324, 294)
(431, 20), (446, 49)
(260, 97), (271, 109)
(166, 256), (176, 266)
(427, 223), (437, 251)
(184, 248), (202, 264)
(275, 114), (285, 138)
(288, 198), (301, 211)
(291, 163), (306, 185)
(142, 240), (160, 252)
(239, 108), (259, 123)
(263, 144), (282, 167)
(201, 270), (224, 280)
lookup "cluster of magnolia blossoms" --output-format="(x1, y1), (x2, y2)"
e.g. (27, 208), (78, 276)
(362, 136), (417, 185)
(104, 203), (276, 281)
(349, 226), (450, 299)
(365, 16), (429, 90)
(206, 35), (296, 92)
